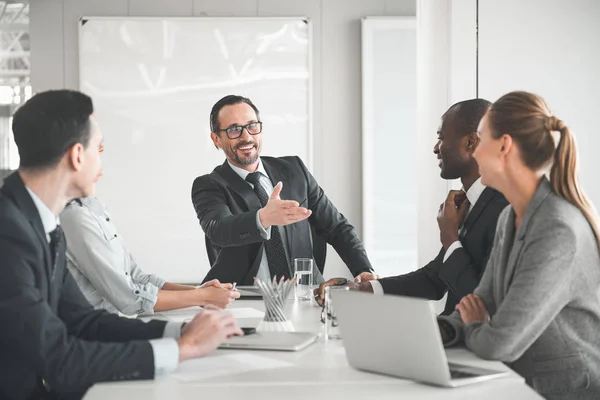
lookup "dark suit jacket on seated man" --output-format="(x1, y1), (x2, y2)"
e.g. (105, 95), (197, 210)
(372, 178), (507, 315)
(0, 90), (241, 400)
(192, 95), (374, 285)
(316, 99), (507, 315)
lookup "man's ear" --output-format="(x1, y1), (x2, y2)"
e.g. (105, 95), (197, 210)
(68, 143), (85, 171)
(466, 132), (480, 152)
(210, 131), (221, 150)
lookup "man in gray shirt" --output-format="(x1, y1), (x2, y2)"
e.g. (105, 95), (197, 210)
(61, 196), (239, 316)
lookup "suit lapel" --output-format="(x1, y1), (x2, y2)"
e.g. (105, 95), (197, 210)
(499, 209), (518, 294)
(461, 187), (496, 239)
(503, 178), (553, 291)
(261, 158), (294, 201)
(217, 160), (262, 211)
(1, 172), (54, 281)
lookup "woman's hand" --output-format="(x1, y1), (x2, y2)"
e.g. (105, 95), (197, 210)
(456, 294), (490, 325)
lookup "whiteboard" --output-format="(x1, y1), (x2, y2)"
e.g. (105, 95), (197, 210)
(79, 17), (312, 283)
(361, 17), (417, 278)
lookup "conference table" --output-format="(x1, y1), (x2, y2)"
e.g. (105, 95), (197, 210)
(84, 295), (542, 399)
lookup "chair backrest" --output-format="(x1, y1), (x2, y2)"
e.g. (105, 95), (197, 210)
(310, 222), (327, 275)
(204, 235), (218, 267)
(0, 169), (13, 189)
(203, 221), (328, 275)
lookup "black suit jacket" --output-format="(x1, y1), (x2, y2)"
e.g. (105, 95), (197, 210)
(192, 156), (373, 285)
(378, 187), (508, 315)
(0, 172), (168, 400)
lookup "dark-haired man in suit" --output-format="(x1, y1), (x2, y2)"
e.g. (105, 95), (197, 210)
(191, 95), (375, 285)
(315, 99), (508, 315)
(0, 90), (241, 400)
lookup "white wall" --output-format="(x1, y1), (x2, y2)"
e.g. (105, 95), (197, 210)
(362, 18), (418, 277)
(478, 0), (600, 209)
(416, 0), (478, 268)
(30, 0), (416, 280)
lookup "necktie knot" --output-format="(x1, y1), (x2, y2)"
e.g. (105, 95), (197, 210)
(245, 172), (262, 186)
(49, 226), (63, 245)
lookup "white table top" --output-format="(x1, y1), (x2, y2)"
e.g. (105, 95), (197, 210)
(84, 297), (542, 399)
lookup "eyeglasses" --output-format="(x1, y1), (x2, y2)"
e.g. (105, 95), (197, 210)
(219, 122), (263, 139)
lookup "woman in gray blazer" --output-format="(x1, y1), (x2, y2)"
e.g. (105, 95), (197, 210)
(439, 91), (600, 399)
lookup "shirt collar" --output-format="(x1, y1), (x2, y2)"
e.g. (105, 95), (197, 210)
(228, 158), (268, 182)
(464, 177), (486, 207)
(75, 196), (109, 217)
(25, 186), (59, 236)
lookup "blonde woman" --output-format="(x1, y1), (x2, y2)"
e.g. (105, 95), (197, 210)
(439, 91), (600, 399)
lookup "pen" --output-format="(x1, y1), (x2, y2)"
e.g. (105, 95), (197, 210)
(231, 282), (237, 301)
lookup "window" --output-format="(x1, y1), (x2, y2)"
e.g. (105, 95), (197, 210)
(0, 1), (30, 173)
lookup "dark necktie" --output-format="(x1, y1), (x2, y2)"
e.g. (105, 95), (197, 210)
(245, 172), (290, 279)
(49, 225), (63, 270)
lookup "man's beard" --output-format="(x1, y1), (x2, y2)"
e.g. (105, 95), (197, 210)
(225, 141), (259, 166)
(234, 151), (259, 166)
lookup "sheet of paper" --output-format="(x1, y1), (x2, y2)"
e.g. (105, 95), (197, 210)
(228, 307), (265, 319)
(151, 307), (264, 323)
(172, 353), (293, 382)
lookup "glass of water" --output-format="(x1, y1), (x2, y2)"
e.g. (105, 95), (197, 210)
(293, 258), (314, 302)
(321, 285), (350, 340)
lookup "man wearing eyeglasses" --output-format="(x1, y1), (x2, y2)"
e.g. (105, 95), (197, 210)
(191, 95), (375, 285)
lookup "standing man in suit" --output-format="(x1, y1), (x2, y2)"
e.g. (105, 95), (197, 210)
(315, 99), (507, 315)
(0, 90), (242, 400)
(192, 95), (374, 285)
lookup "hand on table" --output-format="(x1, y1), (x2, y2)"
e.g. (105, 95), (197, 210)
(178, 306), (242, 361)
(354, 272), (379, 283)
(197, 281), (240, 308)
(312, 278), (361, 306)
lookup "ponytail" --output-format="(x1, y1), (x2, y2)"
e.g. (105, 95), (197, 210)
(549, 117), (600, 244)
(488, 91), (600, 245)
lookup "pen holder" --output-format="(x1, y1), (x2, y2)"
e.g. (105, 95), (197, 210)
(255, 277), (296, 332)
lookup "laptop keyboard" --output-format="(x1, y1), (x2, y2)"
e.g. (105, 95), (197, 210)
(448, 363), (482, 379)
(450, 369), (480, 379)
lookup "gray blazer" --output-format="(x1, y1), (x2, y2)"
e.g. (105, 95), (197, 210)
(442, 178), (600, 399)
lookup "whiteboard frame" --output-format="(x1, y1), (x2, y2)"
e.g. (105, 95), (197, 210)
(361, 16), (417, 256)
(78, 16), (314, 172)
(78, 16), (314, 282)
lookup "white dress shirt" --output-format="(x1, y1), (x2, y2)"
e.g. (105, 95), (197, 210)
(25, 186), (59, 241)
(25, 188), (180, 376)
(371, 178), (486, 295)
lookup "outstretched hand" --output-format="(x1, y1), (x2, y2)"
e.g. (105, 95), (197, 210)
(258, 182), (312, 228)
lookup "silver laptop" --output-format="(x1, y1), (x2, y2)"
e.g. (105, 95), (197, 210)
(219, 331), (318, 351)
(331, 290), (510, 387)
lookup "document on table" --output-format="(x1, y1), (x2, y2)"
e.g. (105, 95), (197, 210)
(172, 353), (293, 382)
(152, 307), (265, 323)
(228, 307), (265, 319)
